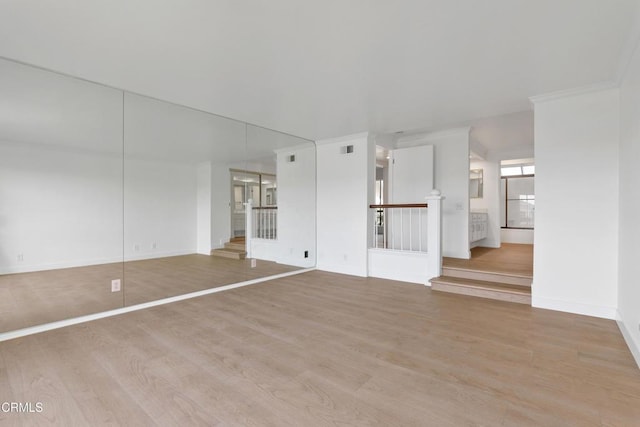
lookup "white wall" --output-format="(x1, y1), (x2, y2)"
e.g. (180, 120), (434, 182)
(316, 133), (374, 276)
(618, 36), (640, 365)
(386, 144), (433, 250)
(388, 145), (434, 203)
(210, 165), (231, 249)
(396, 128), (470, 258)
(196, 162), (212, 255)
(532, 87), (619, 319)
(0, 144), (123, 274)
(501, 229), (534, 245)
(124, 158), (197, 260)
(275, 144), (316, 268)
(470, 159), (500, 248)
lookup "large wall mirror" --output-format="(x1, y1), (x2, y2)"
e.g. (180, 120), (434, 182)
(0, 57), (316, 332)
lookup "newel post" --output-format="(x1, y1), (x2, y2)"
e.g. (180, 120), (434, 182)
(426, 190), (444, 282)
(245, 198), (253, 259)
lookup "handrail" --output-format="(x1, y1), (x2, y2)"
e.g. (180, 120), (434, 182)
(252, 206), (278, 210)
(369, 203), (428, 209)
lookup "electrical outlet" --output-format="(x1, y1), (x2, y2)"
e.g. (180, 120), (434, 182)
(152, 242), (157, 250)
(17, 253), (24, 262)
(251, 259), (257, 268)
(111, 279), (121, 292)
(304, 250), (309, 258)
(134, 244), (140, 252)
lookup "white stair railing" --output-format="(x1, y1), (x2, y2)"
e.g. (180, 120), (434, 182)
(370, 203), (428, 252)
(369, 190), (444, 279)
(244, 198), (253, 258)
(252, 206), (278, 240)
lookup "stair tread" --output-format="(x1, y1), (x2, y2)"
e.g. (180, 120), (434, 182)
(442, 266), (532, 280)
(430, 276), (531, 295)
(225, 243), (245, 249)
(212, 248), (246, 254)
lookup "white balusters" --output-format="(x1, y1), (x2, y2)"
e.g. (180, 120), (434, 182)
(370, 204), (429, 253)
(252, 207), (277, 240)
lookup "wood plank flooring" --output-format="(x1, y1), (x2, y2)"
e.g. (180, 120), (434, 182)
(1, 270), (639, 426)
(0, 255), (300, 333)
(444, 243), (534, 277)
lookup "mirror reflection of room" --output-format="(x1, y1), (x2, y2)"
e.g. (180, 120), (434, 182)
(470, 168), (483, 198)
(0, 57), (317, 332)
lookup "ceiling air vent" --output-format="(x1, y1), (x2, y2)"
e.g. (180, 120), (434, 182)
(342, 145), (354, 154)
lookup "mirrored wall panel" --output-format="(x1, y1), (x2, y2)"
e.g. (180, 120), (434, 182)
(0, 58), (125, 331)
(122, 93), (251, 305)
(0, 57), (317, 332)
(246, 125), (316, 270)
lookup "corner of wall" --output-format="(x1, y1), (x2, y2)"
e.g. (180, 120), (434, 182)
(617, 310), (640, 370)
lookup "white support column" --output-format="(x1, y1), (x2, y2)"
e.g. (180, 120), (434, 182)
(426, 190), (444, 282)
(245, 199), (253, 259)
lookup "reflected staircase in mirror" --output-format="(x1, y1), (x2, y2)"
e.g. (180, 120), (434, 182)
(210, 237), (247, 260)
(429, 244), (533, 305)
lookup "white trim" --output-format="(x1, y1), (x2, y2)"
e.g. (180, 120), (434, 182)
(315, 132), (369, 146)
(529, 81), (618, 105)
(316, 263), (367, 277)
(124, 250), (194, 262)
(396, 127), (471, 147)
(616, 312), (640, 370)
(615, 3), (640, 85)
(531, 295), (618, 320)
(0, 250), (197, 275)
(272, 143), (316, 154)
(0, 268), (315, 343)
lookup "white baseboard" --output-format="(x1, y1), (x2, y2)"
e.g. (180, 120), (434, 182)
(124, 250), (194, 262)
(0, 268), (316, 342)
(443, 249), (471, 259)
(316, 262), (367, 277)
(0, 250), (197, 274)
(368, 270), (429, 285)
(616, 310), (640, 370)
(0, 256), (123, 274)
(532, 295), (618, 319)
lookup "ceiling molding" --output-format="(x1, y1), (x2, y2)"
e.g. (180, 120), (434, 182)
(396, 127), (471, 148)
(273, 143), (316, 154)
(615, 3), (640, 85)
(529, 81), (619, 105)
(315, 132), (370, 146)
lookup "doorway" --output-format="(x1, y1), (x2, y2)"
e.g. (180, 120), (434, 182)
(229, 170), (277, 238)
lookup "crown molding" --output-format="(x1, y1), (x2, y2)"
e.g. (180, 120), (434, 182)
(529, 81), (618, 105)
(273, 143), (316, 154)
(615, 4), (640, 85)
(315, 132), (370, 146)
(396, 127), (471, 148)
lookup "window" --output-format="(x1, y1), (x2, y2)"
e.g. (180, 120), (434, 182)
(500, 164), (534, 229)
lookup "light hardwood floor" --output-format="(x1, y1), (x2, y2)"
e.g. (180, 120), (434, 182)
(444, 243), (534, 277)
(1, 270), (639, 426)
(0, 255), (299, 333)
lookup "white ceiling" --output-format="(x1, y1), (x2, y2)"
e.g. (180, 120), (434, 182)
(1, 0), (639, 141)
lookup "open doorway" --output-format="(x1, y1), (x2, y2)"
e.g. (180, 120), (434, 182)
(500, 159), (535, 245)
(229, 169), (277, 239)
